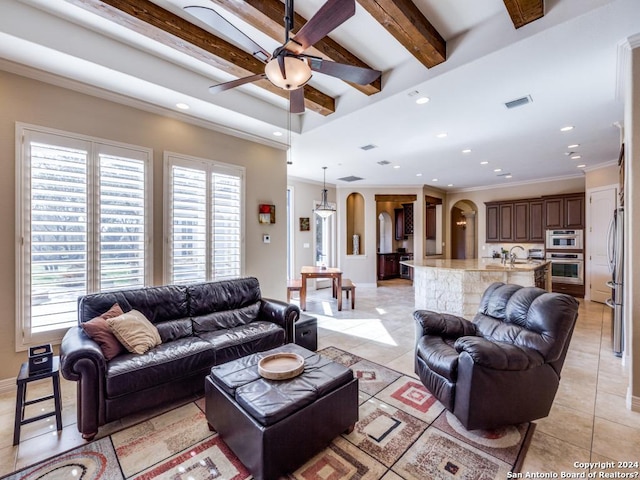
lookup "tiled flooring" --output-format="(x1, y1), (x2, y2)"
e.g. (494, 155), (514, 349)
(0, 279), (638, 478)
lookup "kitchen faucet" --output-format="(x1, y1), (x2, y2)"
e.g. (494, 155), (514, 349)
(509, 245), (525, 266)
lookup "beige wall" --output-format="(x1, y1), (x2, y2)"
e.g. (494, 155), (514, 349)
(0, 70), (287, 380)
(586, 164), (619, 190)
(287, 177), (336, 277)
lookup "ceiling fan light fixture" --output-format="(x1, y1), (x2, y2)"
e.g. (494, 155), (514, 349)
(265, 57), (312, 90)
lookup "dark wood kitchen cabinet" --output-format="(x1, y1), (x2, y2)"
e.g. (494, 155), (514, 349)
(394, 208), (404, 240)
(378, 253), (400, 280)
(486, 194), (583, 243)
(499, 203), (514, 242)
(486, 203), (499, 242)
(513, 201), (529, 242)
(544, 193), (585, 229)
(529, 200), (544, 242)
(426, 204), (437, 240)
(395, 204), (414, 240)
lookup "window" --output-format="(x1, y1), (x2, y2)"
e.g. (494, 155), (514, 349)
(164, 152), (244, 284)
(16, 125), (151, 349)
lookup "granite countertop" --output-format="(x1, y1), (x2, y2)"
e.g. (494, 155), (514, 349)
(400, 258), (550, 272)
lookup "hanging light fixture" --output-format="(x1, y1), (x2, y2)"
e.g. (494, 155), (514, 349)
(315, 166), (336, 218)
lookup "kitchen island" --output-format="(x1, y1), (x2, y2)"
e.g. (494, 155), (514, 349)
(401, 258), (551, 318)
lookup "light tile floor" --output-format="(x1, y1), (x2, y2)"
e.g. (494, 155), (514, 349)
(0, 279), (638, 478)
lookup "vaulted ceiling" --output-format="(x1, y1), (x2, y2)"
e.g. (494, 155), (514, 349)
(0, 0), (637, 188)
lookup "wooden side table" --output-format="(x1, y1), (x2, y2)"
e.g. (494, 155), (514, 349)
(13, 356), (63, 445)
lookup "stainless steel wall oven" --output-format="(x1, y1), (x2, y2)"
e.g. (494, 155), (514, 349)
(545, 229), (583, 250)
(546, 252), (584, 285)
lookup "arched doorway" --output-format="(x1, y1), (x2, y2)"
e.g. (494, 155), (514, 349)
(451, 200), (478, 259)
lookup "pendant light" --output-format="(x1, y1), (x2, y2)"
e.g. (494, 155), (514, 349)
(315, 166), (336, 218)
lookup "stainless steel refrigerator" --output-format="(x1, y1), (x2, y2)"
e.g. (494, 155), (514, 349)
(606, 207), (624, 356)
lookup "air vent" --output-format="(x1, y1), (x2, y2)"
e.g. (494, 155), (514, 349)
(360, 144), (378, 151)
(377, 160), (391, 165)
(338, 176), (364, 182)
(504, 95), (532, 109)
(496, 172), (512, 177)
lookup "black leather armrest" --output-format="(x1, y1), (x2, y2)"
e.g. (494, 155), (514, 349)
(454, 336), (545, 370)
(259, 298), (300, 343)
(60, 326), (106, 381)
(414, 310), (477, 338)
(60, 326), (107, 439)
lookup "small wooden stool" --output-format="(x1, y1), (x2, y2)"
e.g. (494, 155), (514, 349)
(341, 279), (356, 309)
(14, 356), (63, 445)
(287, 279), (302, 303)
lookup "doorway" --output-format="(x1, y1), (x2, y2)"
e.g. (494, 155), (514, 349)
(450, 200), (478, 259)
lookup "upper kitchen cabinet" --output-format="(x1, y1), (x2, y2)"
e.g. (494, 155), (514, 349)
(394, 207), (405, 241)
(486, 203), (499, 242)
(543, 193), (585, 229)
(395, 203), (414, 240)
(485, 198), (543, 243)
(528, 200), (544, 242)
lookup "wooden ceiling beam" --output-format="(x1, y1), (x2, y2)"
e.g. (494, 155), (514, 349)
(356, 0), (446, 69)
(64, 0), (335, 115)
(207, 0), (381, 96)
(502, 0), (544, 29)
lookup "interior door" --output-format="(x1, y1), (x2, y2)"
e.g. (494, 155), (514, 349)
(588, 186), (617, 303)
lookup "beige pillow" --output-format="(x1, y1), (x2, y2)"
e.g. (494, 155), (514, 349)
(106, 310), (162, 354)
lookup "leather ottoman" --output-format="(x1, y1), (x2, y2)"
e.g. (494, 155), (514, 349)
(294, 313), (318, 351)
(205, 343), (358, 480)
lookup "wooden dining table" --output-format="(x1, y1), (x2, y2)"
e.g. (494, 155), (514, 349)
(300, 266), (343, 311)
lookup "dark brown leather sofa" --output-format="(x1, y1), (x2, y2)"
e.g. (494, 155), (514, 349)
(414, 282), (579, 430)
(60, 277), (299, 439)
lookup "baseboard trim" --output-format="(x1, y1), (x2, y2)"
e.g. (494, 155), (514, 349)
(0, 377), (16, 395)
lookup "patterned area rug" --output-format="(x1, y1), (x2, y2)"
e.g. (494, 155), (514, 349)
(4, 347), (534, 480)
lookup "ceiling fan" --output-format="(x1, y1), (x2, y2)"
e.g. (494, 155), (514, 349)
(185, 0), (382, 114)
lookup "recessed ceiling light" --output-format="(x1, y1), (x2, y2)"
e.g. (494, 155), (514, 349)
(273, 131), (283, 137)
(494, 168), (502, 172)
(505, 175), (513, 179)
(571, 155), (582, 160)
(176, 103), (190, 110)
(560, 126), (574, 132)
(416, 173), (423, 177)
(432, 178), (438, 182)
(462, 149), (471, 153)
(568, 144), (579, 148)
(436, 133), (448, 138)
(480, 161), (489, 165)
(393, 165), (400, 169)
(447, 183), (454, 187)
(416, 97), (430, 105)
(577, 164), (586, 168)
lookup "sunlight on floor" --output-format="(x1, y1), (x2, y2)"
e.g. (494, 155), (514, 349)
(315, 314), (398, 346)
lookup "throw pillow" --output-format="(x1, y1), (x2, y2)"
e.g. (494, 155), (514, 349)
(107, 310), (162, 354)
(81, 303), (126, 361)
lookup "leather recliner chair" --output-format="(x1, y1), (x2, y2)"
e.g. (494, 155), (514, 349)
(414, 282), (579, 430)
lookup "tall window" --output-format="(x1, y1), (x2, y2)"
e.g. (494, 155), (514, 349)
(164, 153), (244, 284)
(16, 125), (151, 348)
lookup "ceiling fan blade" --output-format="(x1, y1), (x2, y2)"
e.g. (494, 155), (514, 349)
(287, 0), (355, 54)
(209, 74), (266, 94)
(308, 57), (381, 85)
(185, 6), (270, 62)
(290, 88), (305, 114)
